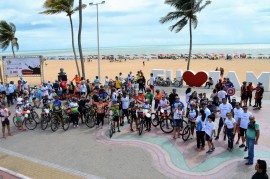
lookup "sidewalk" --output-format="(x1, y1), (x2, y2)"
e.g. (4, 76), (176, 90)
(0, 151), (82, 179)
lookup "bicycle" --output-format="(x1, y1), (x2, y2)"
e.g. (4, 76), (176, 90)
(50, 109), (70, 132)
(159, 109), (174, 134)
(182, 121), (192, 141)
(13, 110), (37, 130)
(40, 108), (52, 130)
(137, 112), (146, 135)
(85, 106), (97, 128)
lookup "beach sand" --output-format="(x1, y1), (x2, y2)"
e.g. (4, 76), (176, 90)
(2, 58), (270, 85)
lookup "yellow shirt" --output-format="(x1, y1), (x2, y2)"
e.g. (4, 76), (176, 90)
(116, 80), (121, 89)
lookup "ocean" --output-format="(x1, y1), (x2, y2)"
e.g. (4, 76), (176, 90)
(1, 44), (270, 59)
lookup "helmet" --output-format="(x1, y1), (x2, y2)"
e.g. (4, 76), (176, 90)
(172, 88), (177, 91)
(155, 89), (160, 93)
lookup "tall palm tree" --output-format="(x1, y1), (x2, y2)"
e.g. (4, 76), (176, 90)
(40, 0), (87, 77)
(160, 0), (211, 70)
(78, 0), (85, 78)
(0, 20), (19, 57)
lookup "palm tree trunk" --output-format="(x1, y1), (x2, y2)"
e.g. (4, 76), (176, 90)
(69, 15), (81, 77)
(11, 45), (15, 58)
(78, 0), (85, 79)
(187, 18), (192, 70)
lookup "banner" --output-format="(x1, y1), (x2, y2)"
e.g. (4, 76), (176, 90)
(4, 57), (41, 77)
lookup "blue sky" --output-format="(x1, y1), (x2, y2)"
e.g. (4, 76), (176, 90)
(0, 0), (270, 51)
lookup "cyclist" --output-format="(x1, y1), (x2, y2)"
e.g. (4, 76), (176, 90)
(169, 89), (178, 111)
(186, 102), (198, 140)
(69, 97), (79, 128)
(78, 95), (90, 124)
(145, 88), (153, 106)
(109, 99), (121, 133)
(92, 98), (109, 129)
(143, 99), (151, 132)
(129, 98), (138, 132)
(136, 90), (145, 105)
(52, 96), (64, 127)
(0, 104), (13, 139)
(121, 92), (130, 126)
(154, 89), (162, 110)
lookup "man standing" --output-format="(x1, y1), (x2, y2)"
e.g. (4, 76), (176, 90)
(239, 106), (253, 151)
(253, 82), (264, 110)
(169, 89), (178, 111)
(215, 98), (232, 141)
(240, 81), (248, 107)
(244, 116), (260, 165)
(224, 78), (234, 103)
(149, 73), (155, 93)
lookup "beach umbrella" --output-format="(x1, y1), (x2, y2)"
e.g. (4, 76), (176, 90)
(150, 54), (157, 56)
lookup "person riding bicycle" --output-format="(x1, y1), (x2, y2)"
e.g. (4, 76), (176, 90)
(156, 94), (169, 113)
(109, 99), (121, 133)
(136, 90), (145, 105)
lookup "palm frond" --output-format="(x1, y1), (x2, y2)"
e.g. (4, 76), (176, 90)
(160, 11), (185, 24)
(191, 16), (198, 29)
(12, 38), (19, 51)
(0, 40), (10, 51)
(39, 9), (63, 14)
(169, 17), (188, 33)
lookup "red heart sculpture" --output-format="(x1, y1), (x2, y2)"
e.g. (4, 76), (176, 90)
(182, 71), (208, 87)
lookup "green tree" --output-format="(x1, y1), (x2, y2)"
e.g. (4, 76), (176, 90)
(40, 0), (86, 77)
(78, 0), (85, 78)
(160, 0), (211, 70)
(0, 20), (19, 57)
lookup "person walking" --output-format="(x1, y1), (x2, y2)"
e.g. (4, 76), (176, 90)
(224, 112), (236, 152)
(239, 106), (253, 151)
(244, 115), (260, 165)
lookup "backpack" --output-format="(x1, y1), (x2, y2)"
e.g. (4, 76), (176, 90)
(196, 121), (202, 131)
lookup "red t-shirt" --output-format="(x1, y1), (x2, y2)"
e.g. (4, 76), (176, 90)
(60, 81), (67, 90)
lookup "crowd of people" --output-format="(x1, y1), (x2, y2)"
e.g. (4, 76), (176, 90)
(0, 70), (267, 171)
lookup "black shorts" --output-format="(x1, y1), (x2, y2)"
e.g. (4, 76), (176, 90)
(1, 91), (6, 95)
(113, 116), (119, 122)
(240, 127), (247, 136)
(122, 109), (129, 117)
(206, 134), (212, 142)
(62, 89), (67, 94)
(2, 119), (10, 127)
(241, 95), (247, 100)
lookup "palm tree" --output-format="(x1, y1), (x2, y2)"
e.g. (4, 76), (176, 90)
(78, 0), (85, 78)
(0, 20), (19, 57)
(160, 0), (211, 70)
(40, 0), (87, 77)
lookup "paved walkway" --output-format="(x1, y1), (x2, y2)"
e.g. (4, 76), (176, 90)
(0, 87), (269, 179)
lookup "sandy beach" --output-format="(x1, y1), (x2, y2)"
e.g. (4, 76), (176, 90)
(5, 58), (267, 86)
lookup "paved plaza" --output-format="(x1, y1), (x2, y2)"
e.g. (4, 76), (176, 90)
(0, 87), (269, 179)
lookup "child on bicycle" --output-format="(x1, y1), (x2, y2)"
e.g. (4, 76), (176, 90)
(1, 103), (13, 139)
(109, 99), (121, 133)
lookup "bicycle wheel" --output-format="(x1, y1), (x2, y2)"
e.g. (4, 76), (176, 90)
(32, 111), (40, 123)
(62, 117), (70, 131)
(178, 120), (188, 136)
(25, 117), (37, 130)
(85, 114), (96, 128)
(174, 81), (180, 87)
(51, 118), (59, 132)
(138, 118), (144, 135)
(182, 126), (191, 141)
(109, 122), (114, 138)
(151, 113), (159, 127)
(160, 118), (174, 133)
(13, 116), (19, 127)
(40, 116), (48, 130)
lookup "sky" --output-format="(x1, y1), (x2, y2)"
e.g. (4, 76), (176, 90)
(0, 0), (270, 51)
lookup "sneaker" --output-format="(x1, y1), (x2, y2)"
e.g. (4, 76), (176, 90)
(76, 125), (79, 128)
(145, 129), (148, 131)
(190, 135), (193, 140)
(118, 129), (121, 133)
(197, 148), (201, 152)
(2, 136), (6, 139)
(212, 147), (215, 151)
(229, 148), (233, 152)
(8, 133), (13, 136)
(74, 125), (76, 128)
(244, 156), (249, 159)
(245, 162), (253, 165)
(148, 129), (151, 132)
(215, 136), (219, 140)
(239, 144), (245, 148)
(253, 105), (257, 107)
(244, 147), (248, 151)
(236, 141), (239, 145)
(99, 126), (103, 129)
(96, 125), (99, 129)
(206, 150), (213, 154)
(201, 147), (205, 151)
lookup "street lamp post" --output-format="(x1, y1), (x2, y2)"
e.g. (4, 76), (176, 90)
(89, 1), (105, 81)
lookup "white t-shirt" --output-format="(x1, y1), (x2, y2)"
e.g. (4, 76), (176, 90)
(186, 92), (191, 104)
(188, 109), (197, 122)
(239, 111), (252, 129)
(224, 118), (236, 129)
(218, 90), (227, 102)
(233, 108), (243, 123)
(159, 99), (169, 110)
(104, 78), (109, 86)
(121, 97), (130, 110)
(205, 121), (215, 136)
(204, 107), (211, 120)
(218, 103), (232, 118)
(80, 84), (87, 93)
(149, 77), (155, 86)
(173, 109), (183, 119)
(196, 116), (206, 131)
(41, 86), (49, 96)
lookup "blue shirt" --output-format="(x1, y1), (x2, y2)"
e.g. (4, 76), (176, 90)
(173, 101), (185, 110)
(53, 100), (62, 107)
(94, 79), (100, 83)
